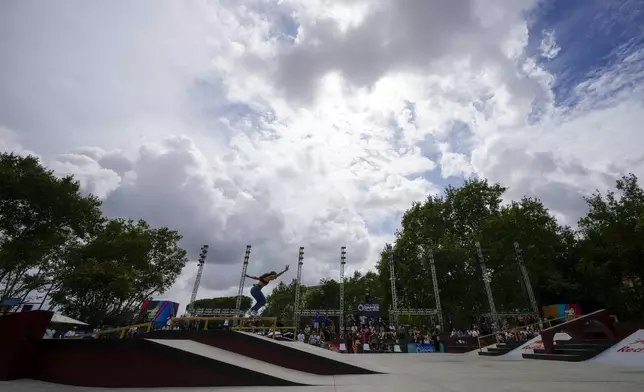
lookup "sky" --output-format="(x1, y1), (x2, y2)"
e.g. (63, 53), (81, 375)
(1, 0), (643, 312)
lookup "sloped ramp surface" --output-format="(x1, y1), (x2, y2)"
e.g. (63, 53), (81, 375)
(146, 329), (380, 375)
(149, 339), (334, 385)
(590, 329), (644, 367)
(34, 338), (302, 388)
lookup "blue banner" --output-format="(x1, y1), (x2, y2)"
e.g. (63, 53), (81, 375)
(407, 343), (436, 353)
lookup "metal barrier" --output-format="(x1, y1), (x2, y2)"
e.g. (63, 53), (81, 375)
(477, 316), (567, 352)
(69, 317), (294, 340)
(70, 322), (153, 339)
(169, 316), (279, 337)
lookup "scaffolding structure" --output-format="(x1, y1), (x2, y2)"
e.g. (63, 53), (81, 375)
(294, 246), (347, 338)
(475, 241), (498, 324)
(235, 245), (252, 315)
(388, 244), (440, 325)
(188, 245), (209, 315)
(427, 243), (444, 328)
(192, 308), (245, 316)
(293, 247), (305, 327)
(514, 241), (541, 321)
(189, 245), (252, 318)
(476, 241), (540, 324)
(339, 246), (346, 339)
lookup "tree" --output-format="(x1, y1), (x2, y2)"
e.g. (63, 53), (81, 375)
(263, 279), (301, 321)
(192, 296), (252, 311)
(49, 219), (188, 325)
(0, 153), (103, 302)
(379, 178), (576, 327)
(479, 197), (573, 312)
(576, 174), (644, 319)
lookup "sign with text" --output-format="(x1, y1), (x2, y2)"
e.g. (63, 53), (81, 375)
(591, 329), (644, 367)
(356, 301), (381, 317)
(407, 343), (436, 353)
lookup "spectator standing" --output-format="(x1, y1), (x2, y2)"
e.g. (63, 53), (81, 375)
(321, 314), (328, 330)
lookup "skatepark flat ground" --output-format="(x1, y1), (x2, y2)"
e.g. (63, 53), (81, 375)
(3, 352), (644, 392)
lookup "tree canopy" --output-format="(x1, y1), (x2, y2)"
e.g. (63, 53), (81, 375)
(264, 176), (644, 324)
(0, 153), (188, 325)
(3, 152), (642, 326)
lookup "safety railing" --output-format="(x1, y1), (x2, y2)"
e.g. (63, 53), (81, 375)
(68, 316), (290, 340)
(540, 309), (615, 354)
(70, 322), (153, 339)
(477, 316), (568, 352)
(169, 316), (279, 338)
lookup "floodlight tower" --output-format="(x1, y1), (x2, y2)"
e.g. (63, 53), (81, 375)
(235, 245), (252, 315)
(293, 247), (305, 328)
(339, 246), (347, 339)
(387, 244), (398, 325)
(188, 245), (209, 315)
(476, 241), (498, 325)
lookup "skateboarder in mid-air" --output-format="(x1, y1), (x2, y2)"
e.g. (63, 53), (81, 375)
(245, 265), (289, 316)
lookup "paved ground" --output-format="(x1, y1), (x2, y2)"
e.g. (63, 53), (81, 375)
(2, 352), (642, 392)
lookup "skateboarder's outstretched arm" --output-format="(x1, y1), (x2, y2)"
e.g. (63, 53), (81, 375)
(245, 274), (259, 280)
(275, 265), (289, 277)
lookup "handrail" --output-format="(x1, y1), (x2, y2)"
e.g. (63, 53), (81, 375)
(540, 308), (615, 354)
(477, 316), (567, 352)
(169, 316), (278, 338)
(70, 322), (153, 339)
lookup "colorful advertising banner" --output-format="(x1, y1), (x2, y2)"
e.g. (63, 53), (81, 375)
(542, 304), (582, 319)
(139, 300), (179, 329)
(407, 342), (436, 353)
(591, 329), (644, 367)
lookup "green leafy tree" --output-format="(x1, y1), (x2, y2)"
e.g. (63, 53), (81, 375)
(263, 279), (301, 321)
(378, 178), (576, 327)
(576, 174), (644, 319)
(0, 153), (103, 302)
(50, 218), (188, 325)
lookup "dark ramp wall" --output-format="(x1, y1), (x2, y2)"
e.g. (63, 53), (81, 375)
(0, 310), (52, 381)
(35, 339), (302, 388)
(147, 330), (379, 375)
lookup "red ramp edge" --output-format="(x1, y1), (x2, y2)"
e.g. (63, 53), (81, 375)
(146, 329), (380, 375)
(34, 338), (304, 388)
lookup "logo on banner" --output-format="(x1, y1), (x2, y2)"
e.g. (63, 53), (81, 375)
(407, 343), (435, 353)
(357, 303), (380, 312)
(617, 337), (644, 353)
(522, 340), (544, 351)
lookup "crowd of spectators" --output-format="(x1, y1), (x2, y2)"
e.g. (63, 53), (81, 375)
(293, 311), (552, 353)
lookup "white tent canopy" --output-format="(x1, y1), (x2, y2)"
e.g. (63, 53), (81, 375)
(50, 313), (88, 325)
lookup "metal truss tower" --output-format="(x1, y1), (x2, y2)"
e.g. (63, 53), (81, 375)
(387, 244), (398, 325)
(476, 241), (498, 324)
(293, 247), (305, 328)
(427, 243), (444, 328)
(514, 242), (540, 321)
(339, 246), (346, 339)
(188, 245), (209, 315)
(234, 245), (252, 315)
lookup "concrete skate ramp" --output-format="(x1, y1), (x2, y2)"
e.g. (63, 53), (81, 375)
(150, 339), (334, 385)
(34, 338), (302, 388)
(590, 329), (644, 367)
(146, 329), (379, 375)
